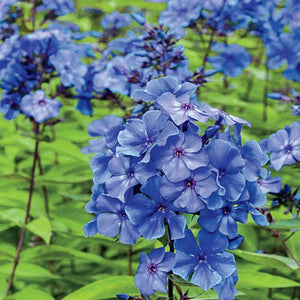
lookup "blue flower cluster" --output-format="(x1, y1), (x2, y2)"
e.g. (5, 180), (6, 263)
(84, 76), (279, 299)
(153, 0), (300, 81)
(260, 121), (300, 171)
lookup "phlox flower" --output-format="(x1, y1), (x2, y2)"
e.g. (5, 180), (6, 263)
(20, 90), (62, 123)
(173, 229), (236, 291)
(152, 131), (209, 182)
(206, 139), (245, 201)
(116, 110), (178, 162)
(125, 176), (186, 240)
(134, 247), (175, 296)
(208, 43), (251, 77)
(95, 194), (140, 244)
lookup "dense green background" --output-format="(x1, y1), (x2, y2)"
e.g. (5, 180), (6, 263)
(0, 0), (299, 299)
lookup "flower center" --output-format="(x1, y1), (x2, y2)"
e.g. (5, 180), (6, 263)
(219, 168), (226, 178)
(182, 103), (193, 111)
(198, 253), (207, 263)
(148, 263), (157, 273)
(174, 148), (184, 157)
(158, 204), (167, 212)
(127, 168), (135, 178)
(120, 210), (127, 219)
(223, 206), (231, 215)
(284, 145), (293, 153)
(38, 100), (46, 106)
(185, 178), (195, 188)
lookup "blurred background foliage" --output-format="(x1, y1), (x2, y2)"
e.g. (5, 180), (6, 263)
(0, 0), (299, 299)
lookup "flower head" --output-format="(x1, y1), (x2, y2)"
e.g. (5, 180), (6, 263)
(135, 247), (175, 296)
(20, 90), (62, 123)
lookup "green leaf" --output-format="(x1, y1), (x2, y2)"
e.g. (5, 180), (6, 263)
(237, 269), (300, 288)
(20, 245), (127, 271)
(234, 249), (300, 271)
(26, 218), (52, 244)
(269, 219), (300, 230)
(0, 209), (25, 226)
(0, 263), (59, 281)
(5, 287), (55, 300)
(0, 276), (7, 299)
(61, 276), (138, 300)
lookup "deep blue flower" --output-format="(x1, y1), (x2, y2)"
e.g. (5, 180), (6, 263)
(50, 49), (87, 91)
(198, 102), (251, 127)
(241, 140), (268, 181)
(265, 33), (300, 70)
(82, 116), (124, 154)
(125, 176), (186, 240)
(213, 270), (238, 300)
(159, 0), (202, 36)
(264, 121), (300, 170)
(245, 181), (268, 226)
(131, 76), (196, 102)
(198, 200), (248, 239)
(160, 167), (218, 213)
(20, 90), (62, 123)
(117, 110), (178, 162)
(89, 154), (112, 185)
(208, 43), (251, 77)
(157, 92), (210, 125)
(101, 11), (131, 29)
(106, 156), (157, 202)
(173, 229), (236, 291)
(257, 175), (282, 194)
(152, 131), (209, 182)
(37, 0), (75, 16)
(134, 247), (175, 296)
(95, 194), (140, 244)
(206, 139), (245, 201)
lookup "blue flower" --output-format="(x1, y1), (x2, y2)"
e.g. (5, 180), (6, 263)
(198, 200), (248, 239)
(213, 270), (238, 300)
(208, 44), (251, 77)
(157, 92), (210, 125)
(265, 33), (300, 70)
(264, 121), (300, 170)
(50, 49), (88, 91)
(159, 0), (202, 36)
(152, 131), (209, 182)
(125, 176), (186, 240)
(173, 229), (236, 291)
(206, 139), (245, 201)
(37, 0), (75, 16)
(160, 167), (218, 213)
(101, 12), (131, 29)
(106, 156), (157, 202)
(20, 90), (62, 123)
(134, 247), (175, 296)
(131, 76), (196, 102)
(117, 110), (178, 162)
(95, 194), (140, 244)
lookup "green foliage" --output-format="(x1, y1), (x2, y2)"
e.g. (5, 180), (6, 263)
(0, 0), (299, 300)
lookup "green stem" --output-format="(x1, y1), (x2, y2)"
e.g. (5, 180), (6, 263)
(167, 224), (174, 300)
(128, 245), (133, 276)
(5, 123), (40, 296)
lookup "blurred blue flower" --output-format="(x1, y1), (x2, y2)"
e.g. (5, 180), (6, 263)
(37, 0), (75, 16)
(208, 43), (251, 77)
(101, 11), (131, 29)
(20, 90), (62, 123)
